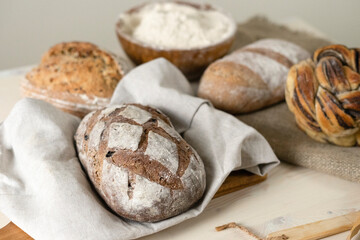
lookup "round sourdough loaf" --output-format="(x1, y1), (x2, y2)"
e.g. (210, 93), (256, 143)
(21, 42), (131, 118)
(75, 103), (206, 222)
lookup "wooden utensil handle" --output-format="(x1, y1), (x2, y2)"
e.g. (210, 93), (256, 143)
(0, 222), (32, 240)
(267, 211), (360, 240)
(347, 215), (360, 240)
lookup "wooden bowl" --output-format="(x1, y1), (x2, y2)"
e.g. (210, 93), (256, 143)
(115, 1), (236, 80)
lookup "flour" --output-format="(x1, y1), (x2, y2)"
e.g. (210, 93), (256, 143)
(119, 105), (153, 124)
(107, 122), (143, 150)
(144, 131), (179, 175)
(223, 51), (289, 96)
(119, 2), (236, 49)
(89, 121), (106, 150)
(243, 38), (311, 65)
(157, 119), (181, 140)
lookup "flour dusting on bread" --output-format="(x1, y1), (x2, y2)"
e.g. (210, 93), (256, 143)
(198, 38), (310, 113)
(145, 131), (179, 174)
(108, 122), (143, 150)
(243, 39), (310, 64)
(119, 105), (153, 124)
(74, 103), (206, 222)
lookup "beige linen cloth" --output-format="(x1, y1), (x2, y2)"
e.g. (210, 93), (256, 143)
(0, 58), (279, 240)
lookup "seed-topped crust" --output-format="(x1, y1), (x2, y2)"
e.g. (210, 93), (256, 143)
(26, 41), (124, 97)
(21, 41), (130, 117)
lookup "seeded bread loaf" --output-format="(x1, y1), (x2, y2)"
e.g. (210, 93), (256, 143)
(21, 42), (131, 118)
(198, 39), (310, 114)
(75, 103), (206, 222)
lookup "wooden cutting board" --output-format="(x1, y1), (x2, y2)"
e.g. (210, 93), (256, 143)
(0, 171), (267, 240)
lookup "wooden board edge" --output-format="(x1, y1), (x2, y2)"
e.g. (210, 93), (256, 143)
(0, 222), (32, 240)
(214, 171), (267, 198)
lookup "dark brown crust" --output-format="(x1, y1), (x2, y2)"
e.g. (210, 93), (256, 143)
(289, 61), (322, 133)
(80, 104), (195, 190)
(286, 44), (360, 146)
(338, 91), (360, 120)
(313, 44), (358, 71)
(316, 57), (351, 93)
(315, 87), (355, 133)
(75, 103), (205, 222)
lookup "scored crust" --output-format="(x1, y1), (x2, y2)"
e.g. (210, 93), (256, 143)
(75, 103), (206, 222)
(22, 41), (129, 117)
(198, 39), (310, 114)
(198, 61), (273, 113)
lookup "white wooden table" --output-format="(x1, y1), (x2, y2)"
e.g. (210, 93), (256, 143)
(0, 67), (360, 240)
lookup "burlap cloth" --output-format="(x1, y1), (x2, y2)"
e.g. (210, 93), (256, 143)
(238, 104), (360, 183)
(233, 16), (331, 53)
(230, 17), (359, 183)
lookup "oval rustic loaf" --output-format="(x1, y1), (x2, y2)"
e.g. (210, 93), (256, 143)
(75, 103), (206, 222)
(198, 38), (310, 114)
(286, 44), (360, 146)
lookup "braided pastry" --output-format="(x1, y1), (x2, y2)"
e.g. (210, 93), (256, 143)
(285, 45), (360, 146)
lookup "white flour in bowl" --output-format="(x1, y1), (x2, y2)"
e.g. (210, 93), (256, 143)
(118, 2), (236, 50)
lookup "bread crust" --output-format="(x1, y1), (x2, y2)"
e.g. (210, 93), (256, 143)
(22, 42), (129, 117)
(198, 39), (310, 114)
(286, 45), (360, 146)
(198, 61), (273, 113)
(75, 104), (206, 222)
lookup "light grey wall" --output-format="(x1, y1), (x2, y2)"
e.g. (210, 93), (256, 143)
(0, 0), (359, 70)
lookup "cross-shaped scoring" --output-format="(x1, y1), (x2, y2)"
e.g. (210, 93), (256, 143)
(75, 103), (206, 222)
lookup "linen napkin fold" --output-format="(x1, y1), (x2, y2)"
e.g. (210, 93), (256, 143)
(0, 58), (279, 240)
